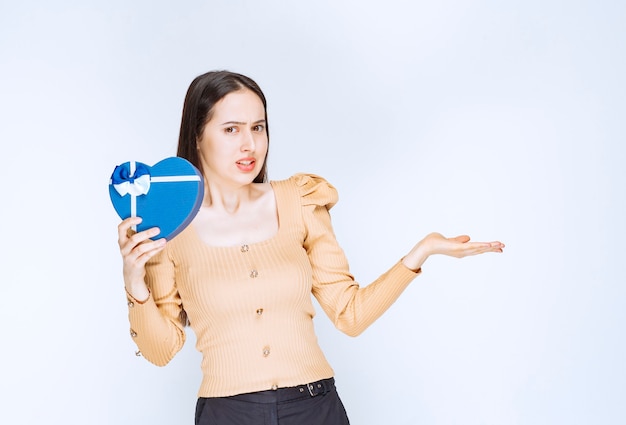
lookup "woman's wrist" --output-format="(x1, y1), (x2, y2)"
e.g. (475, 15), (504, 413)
(125, 281), (150, 303)
(402, 241), (430, 272)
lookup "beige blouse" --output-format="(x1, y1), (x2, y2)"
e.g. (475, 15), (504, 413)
(126, 173), (419, 397)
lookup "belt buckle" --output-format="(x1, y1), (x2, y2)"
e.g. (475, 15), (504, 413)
(307, 381), (326, 397)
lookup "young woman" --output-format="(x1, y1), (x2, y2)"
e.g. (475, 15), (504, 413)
(117, 70), (504, 425)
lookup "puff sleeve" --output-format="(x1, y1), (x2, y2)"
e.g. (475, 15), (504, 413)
(125, 244), (186, 366)
(295, 173), (420, 337)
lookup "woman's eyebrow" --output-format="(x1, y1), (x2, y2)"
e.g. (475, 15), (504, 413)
(220, 119), (266, 125)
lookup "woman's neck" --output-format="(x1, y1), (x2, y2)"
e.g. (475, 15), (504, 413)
(192, 179), (277, 247)
(202, 180), (257, 215)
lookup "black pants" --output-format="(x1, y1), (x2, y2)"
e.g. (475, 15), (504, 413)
(195, 378), (350, 425)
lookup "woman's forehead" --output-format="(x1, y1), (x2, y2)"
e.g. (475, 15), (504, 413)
(211, 89), (265, 122)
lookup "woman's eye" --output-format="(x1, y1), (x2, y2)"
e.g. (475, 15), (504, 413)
(253, 125), (264, 132)
(225, 127), (237, 134)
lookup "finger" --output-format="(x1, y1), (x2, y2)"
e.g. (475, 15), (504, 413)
(131, 238), (167, 263)
(117, 217), (143, 244)
(463, 242), (505, 256)
(120, 227), (162, 256)
(451, 235), (471, 243)
(481, 241), (505, 251)
(468, 241), (504, 249)
(123, 238), (166, 282)
(123, 238), (167, 275)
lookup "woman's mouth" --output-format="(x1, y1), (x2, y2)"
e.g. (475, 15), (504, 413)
(236, 158), (256, 172)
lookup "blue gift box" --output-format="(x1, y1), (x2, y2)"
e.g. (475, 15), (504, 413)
(109, 157), (204, 241)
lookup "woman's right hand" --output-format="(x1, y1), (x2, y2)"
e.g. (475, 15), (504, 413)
(117, 217), (166, 301)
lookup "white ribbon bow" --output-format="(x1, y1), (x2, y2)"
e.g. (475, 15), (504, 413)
(113, 174), (151, 197)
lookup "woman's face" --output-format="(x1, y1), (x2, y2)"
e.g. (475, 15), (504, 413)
(197, 89), (268, 186)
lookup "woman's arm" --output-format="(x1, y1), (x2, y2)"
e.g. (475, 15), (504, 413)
(297, 173), (505, 337)
(117, 217), (186, 366)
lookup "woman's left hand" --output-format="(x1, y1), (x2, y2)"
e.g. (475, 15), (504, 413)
(402, 232), (505, 272)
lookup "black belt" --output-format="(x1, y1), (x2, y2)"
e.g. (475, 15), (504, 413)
(225, 378), (335, 403)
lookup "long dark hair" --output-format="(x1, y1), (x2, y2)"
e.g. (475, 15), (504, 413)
(176, 71), (269, 326)
(176, 70), (269, 183)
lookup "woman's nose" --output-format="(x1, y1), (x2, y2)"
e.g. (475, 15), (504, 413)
(241, 130), (256, 151)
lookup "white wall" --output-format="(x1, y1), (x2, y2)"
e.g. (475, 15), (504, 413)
(1, 0), (624, 424)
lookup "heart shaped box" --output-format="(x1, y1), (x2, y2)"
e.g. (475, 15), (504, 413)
(109, 157), (204, 241)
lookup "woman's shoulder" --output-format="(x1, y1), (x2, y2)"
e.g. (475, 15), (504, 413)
(272, 173), (338, 209)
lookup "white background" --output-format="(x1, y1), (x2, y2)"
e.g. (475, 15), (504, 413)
(1, 1), (624, 424)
